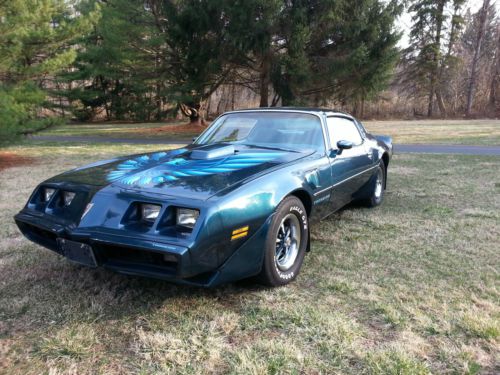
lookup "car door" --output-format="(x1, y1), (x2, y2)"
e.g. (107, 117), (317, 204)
(326, 116), (373, 210)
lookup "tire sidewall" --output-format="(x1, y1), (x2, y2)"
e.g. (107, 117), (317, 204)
(263, 197), (308, 285)
(372, 163), (385, 206)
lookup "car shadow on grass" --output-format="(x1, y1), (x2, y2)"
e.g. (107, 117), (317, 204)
(1, 246), (270, 336)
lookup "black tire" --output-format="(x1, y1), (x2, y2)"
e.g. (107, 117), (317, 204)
(257, 196), (309, 286)
(364, 162), (386, 207)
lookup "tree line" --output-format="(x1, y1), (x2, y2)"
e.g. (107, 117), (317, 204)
(0, 0), (498, 138)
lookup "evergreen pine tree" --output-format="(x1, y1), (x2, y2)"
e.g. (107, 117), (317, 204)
(0, 0), (96, 138)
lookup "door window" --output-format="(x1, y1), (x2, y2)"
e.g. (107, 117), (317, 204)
(326, 117), (363, 148)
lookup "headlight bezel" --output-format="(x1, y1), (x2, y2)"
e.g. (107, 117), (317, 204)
(62, 191), (76, 206)
(42, 187), (56, 203)
(140, 203), (162, 223)
(175, 207), (200, 230)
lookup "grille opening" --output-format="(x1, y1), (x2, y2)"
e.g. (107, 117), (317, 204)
(16, 222), (59, 251)
(95, 243), (178, 273)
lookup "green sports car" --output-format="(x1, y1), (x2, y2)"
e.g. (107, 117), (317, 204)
(15, 108), (392, 287)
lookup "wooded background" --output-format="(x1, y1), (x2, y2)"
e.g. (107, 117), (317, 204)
(0, 0), (498, 139)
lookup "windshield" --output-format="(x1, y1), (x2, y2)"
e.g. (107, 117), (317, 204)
(195, 112), (325, 152)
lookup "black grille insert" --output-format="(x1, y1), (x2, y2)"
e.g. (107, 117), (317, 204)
(16, 222), (59, 252)
(94, 243), (178, 274)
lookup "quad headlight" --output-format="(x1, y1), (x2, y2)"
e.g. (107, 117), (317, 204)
(63, 191), (76, 206)
(140, 204), (161, 223)
(42, 187), (56, 202)
(176, 208), (199, 229)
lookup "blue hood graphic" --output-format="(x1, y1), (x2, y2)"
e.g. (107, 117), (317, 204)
(107, 148), (286, 187)
(46, 144), (312, 200)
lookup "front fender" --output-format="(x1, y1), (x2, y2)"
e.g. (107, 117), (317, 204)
(202, 162), (316, 265)
(374, 134), (393, 157)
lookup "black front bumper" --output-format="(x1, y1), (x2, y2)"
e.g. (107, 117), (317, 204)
(14, 209), (269, 287)
(14, 212), (210, 285)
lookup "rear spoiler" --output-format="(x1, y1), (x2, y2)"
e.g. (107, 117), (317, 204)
(374, 135), (393, 156)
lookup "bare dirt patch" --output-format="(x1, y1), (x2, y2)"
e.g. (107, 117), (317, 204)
(0, 152), (36, 172)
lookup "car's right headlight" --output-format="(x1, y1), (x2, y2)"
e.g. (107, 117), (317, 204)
(176, 208), (199, 229)
(140, 203), (161, 223)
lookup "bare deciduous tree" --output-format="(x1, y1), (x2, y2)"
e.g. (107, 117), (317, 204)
(466, 0), (491, 116)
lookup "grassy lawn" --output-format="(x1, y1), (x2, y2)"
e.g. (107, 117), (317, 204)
(363, 119), (500, 146)
(0, 142), (499, 374)
(37, 119), (500, 146)
(37, 121), (200, 141)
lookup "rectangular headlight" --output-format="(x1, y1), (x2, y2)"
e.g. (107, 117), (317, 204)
(43, 188), (56, 202)
(140, 204), (161, 222)
(176, 208), (199, 229)
(63, 191), (76, 206)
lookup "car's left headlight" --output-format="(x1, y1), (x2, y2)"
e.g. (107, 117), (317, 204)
(176, 208), (199, 229)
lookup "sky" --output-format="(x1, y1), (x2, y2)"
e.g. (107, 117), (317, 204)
(397, 0), (499, 47)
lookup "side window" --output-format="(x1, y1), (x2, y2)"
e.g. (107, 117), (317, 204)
(326, 117), (363, 148)
(355, 120), (367, 137)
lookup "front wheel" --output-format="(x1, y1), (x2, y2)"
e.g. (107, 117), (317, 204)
(257, 196), (309, 287)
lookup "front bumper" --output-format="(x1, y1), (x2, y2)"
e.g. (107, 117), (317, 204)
(14, 210), (270, 287)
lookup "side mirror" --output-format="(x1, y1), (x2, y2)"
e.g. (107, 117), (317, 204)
(192, 137), (197, 143)
(337, 140), (353, 150)
(335, 140), (353, 155)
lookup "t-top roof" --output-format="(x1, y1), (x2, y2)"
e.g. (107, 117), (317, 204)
(226, 106), (352, 117)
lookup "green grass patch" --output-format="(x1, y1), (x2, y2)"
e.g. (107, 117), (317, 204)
(38, 121), (198, 140)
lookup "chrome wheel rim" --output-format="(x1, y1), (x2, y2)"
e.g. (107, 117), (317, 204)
(275, 214), (301, 272)
(374, 168), (383, 200)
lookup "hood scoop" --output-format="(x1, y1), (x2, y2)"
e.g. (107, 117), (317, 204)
(190, 144), (235, 160)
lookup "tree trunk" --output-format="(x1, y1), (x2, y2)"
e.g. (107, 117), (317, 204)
(487, 28), (500, 117)
(435, 90), (447, 117)
(155, 81), (162, 121)
(466, 0), (491, 117)
(428, 0), (446, 118)
(427, 87), (435, 117)
(180, 102), (206, 126)
(436, 3), (462, 118)
(259, 51), (271, 107)
(231, 83), (235, 110)
(270, 92), (280, 107)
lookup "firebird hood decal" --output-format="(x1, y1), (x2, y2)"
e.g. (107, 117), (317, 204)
(45, 145), (310, 199)
(106, 149), (286, 187)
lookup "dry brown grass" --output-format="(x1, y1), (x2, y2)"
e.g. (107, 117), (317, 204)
(38, 118), (500, 146)
(364, 119), (500, 145)
(0, 142), (498, 374)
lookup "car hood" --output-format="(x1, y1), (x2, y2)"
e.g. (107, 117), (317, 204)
(46, 144), (313, 200)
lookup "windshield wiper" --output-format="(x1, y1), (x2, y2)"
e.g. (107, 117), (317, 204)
(241, 143), (300, 153)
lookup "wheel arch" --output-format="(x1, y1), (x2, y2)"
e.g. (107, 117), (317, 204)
(288, 188), (312, 252)
(381, 152), (390, 169)
(289, 189), (313, 217)
(381, 152), (389, 188)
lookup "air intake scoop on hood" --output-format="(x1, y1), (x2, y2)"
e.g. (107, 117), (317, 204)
(190, 144), (235, 160)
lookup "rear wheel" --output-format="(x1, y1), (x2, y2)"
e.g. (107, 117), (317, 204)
(364, 162), (385, 207)
(257, 196), (308, 286)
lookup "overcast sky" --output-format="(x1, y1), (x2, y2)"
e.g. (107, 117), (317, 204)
(397, 0), (498, 47)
